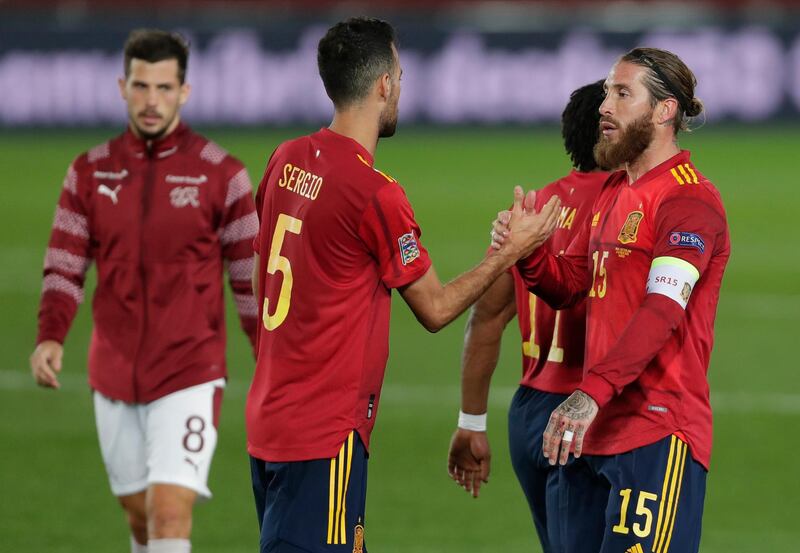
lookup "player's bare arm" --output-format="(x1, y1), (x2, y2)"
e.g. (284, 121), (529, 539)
(448, 272), (516, 498)
(542, 390), (599, 466)
(400, 187), (559, 333)
(30, 340), (64, 389)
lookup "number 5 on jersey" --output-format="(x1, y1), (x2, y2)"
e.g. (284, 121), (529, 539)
(263, 213), (303, 331)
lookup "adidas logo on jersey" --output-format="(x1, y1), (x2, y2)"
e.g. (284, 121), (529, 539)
(625, 544), (644, 553)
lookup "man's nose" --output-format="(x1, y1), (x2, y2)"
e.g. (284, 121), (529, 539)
(145, 88), (158, 106)
(599, 96), (613, 116)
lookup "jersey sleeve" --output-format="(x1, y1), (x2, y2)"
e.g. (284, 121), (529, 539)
(219, 160), (259, 352)
(37, 158), (93, 344)
(579, 293), (685, 407)
(645, 187), (727, 308)
(357, 182), (432, 289)
(515, 218), (592, 309)
(579, 185), (728, 407)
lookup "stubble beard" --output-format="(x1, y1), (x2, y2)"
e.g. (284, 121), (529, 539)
(594, 110), (655, 170)
(130, 108), (178, 141)
(378, 99), (399, 138)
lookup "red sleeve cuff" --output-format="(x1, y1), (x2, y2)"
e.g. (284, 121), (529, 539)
(36, 329), (66, 346)
(383, 259), (432, 290)
(578, 373), (616, 408)
(517, 246), (548, 273)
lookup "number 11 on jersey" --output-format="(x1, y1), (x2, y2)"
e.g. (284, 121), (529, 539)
(263, 213), (303, 331)
(522, 293), (565, 363)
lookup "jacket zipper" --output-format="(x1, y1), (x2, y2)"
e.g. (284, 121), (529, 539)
(132, 148), (156, 402)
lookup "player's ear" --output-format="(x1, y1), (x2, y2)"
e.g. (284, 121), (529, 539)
(378, 73), (391, 103)
(179, 82), (191, 106)
(118, 77), (128, 100)
(658, 98), (678, 126)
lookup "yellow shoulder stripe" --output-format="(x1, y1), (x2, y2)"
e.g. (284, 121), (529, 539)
(357, 153), (396, 183)
(683, 164), (699, 184)
(670, 163), (699, 186)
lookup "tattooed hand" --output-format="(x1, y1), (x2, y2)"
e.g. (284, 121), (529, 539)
(542, 390), (599, 466)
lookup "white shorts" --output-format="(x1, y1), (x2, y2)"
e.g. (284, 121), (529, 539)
(93, 378), (225, 499)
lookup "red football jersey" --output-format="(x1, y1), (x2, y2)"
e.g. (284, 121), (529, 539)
(511, 170), (607, 394)
(519, 151), (730, 469)
(247, 128), (432, 462)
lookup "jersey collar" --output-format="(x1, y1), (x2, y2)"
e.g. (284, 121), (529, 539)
(317, 127), (375, 166)
(628, 149), (691, 188)
(123, 121), (189, 159)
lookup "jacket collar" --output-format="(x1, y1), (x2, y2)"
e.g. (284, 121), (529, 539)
(122, 121), (189, 159)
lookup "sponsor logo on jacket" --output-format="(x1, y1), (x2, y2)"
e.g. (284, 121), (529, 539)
(98, 184), (122, 204)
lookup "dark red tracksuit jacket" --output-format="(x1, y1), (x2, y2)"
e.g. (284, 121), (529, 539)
(37, 123), (259, 403)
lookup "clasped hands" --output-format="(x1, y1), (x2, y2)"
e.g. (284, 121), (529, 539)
(490, 186), (560, 263)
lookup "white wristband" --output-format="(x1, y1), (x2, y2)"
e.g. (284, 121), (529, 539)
(458, 410), (487, 432)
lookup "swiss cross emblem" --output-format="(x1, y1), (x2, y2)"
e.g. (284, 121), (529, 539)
(170, 186), (200, 208)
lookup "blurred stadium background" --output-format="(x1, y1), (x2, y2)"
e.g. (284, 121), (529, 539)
(1, 0), (798, 551)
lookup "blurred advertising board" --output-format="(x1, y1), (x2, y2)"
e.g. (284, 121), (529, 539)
(1, 23), (798, 125)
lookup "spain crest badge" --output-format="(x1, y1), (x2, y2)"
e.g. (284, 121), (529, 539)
(618, 211), (644, 244)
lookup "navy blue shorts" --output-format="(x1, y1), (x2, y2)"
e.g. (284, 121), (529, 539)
(550, 434), (707, 553)
(507, 385), (569, 553)
(250, 431), (368, 553)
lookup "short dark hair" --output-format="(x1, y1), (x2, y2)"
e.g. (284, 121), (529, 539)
(124, 29), (190, 84)
(317, 17), (397, 108)
(562, 80), (606, 172)
(620, 47), (703, 133)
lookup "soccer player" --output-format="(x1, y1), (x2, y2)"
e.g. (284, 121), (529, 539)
(495, 47), (730, 553)
(29, 30), (259, 553)
(446, 80), (609, 553)
(246, 17), (561, 553)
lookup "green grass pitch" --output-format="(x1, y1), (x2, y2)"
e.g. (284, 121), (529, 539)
(0, 125), (798, 551)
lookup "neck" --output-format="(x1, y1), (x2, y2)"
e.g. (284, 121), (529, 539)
(329, 106), (380, 158)
(625, 134), (680, 183)
(128, 114), (181, 146)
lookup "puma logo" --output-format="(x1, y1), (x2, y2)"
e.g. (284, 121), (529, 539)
(184, 457), (200, 473)
(98, 184), (122, 204)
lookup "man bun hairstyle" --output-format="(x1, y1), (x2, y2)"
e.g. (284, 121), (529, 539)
(562, 80), (606, 172)
(124, 29), (190, 84)
(318, 17), (397, 108)
(621, 47), (703, 133)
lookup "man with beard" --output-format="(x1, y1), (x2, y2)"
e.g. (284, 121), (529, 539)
(30, 30), (259, 553)
(446, 80), (609, 553)
(494, 47), (729, 553)
(246, 17), (561, 553)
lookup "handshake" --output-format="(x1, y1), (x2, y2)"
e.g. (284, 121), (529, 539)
(490, 186), (561, 267)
